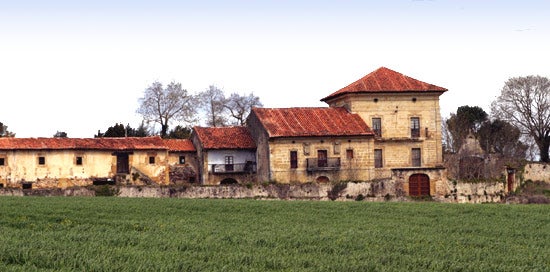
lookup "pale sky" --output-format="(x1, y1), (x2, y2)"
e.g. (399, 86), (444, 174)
(1, 0), (549, 138)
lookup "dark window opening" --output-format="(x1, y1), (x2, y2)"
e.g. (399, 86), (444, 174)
(372, 118), (382, 137)
(317, 150), (328, 167)
(220, 178), (238, 185)
(179, 155), (185, 164)
(75, 156), (83, 165)
(412, 148), (421, 167)
(346, 149), (354, 160)
(149, 156), (155, 164)
(290, 151), (298, 169)
(0, 158), (4, 166)
(22, 182), (32, 189)
(38, 156), (45, 165)
(411, 117), (420, 138)
(224, 156), (234, 171)
(374, 149), (383, 168)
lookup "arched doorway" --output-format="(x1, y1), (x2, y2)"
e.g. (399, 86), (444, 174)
(409, 174), (430, 196)
(220, 178), (238, 185)
(316, 176), (330, 183)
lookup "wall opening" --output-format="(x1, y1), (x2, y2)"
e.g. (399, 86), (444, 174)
(316, 176), (330, 183)
(220, 178), (238, 185)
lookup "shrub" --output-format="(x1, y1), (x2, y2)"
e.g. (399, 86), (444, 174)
(327, 182), (347, 201)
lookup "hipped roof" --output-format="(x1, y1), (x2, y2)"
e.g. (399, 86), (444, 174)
(193, 126), (256, 150)
(0, 136), (167, 151)
(322, 67), (447, 102)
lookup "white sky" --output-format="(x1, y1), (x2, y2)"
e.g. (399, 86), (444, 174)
(1, 0), (549, 138)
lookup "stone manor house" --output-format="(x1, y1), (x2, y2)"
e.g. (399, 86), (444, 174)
(0, 67), (448, 197)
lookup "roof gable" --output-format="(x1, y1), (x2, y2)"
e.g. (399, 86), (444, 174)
(322, 67), (447, 102)
(193, 126), (256, 150)
(251, 107), (374, 138)
(163, 139), (196, 152)
(0, 136), (166, 151)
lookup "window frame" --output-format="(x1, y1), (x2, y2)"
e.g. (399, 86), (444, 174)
(374, 149), (383, 168)
(179, 155), (186, 164)
(290, 151), (298, 169)
(149, 156), (156, 164)
(372, 117), (382, 137)
(411, 117), (420, 138)
(75, 156), (83, 165)
(38, 156), (46, 165)
(346, 149), (354, 160)
(412, 148), (421, 167)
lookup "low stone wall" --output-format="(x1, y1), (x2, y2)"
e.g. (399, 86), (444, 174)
(523, 163), (550, 183)
(0, 180), (509, 203)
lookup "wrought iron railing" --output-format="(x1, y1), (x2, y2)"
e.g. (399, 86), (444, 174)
(306, 158), (341, 171)
(210, 162), (257, 174)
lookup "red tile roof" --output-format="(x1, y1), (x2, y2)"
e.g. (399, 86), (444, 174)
(163, 139), (196, 152)
(251, 107), (374, 138)
(322, 67), (447, 102)
(0, 136), (166, 151)
(193, 126), (256, 150)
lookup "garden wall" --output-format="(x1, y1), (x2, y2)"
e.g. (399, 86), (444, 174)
(523, 163), (550, 183)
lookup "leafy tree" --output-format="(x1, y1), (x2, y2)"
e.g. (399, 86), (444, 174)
(0, 122), (15, 137)
(478, 119), (527, 158)
(166, 125), (192, 139)
(491, 76), (550, 162)
(225, 92), (263, 125)
(53, 131), (68, 138)
(445, 106), (488, 152)
(198, 85), (227, 127)
(137, 81), (197, 138)
(96, 123), (151, 138)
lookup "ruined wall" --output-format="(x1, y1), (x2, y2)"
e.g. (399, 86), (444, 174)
(268, 137), (375, 183)
(523, 163), (550, 183)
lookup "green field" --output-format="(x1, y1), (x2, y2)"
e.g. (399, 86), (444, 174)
(0, 197), (548, 271)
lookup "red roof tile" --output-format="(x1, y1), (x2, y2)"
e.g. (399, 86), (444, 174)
(193, 126), (256, 150)
(322, 67), (447, 102)
(251, 107), (374, 138)
(0, 136), (166, 151)
(163, 139), (196, 152)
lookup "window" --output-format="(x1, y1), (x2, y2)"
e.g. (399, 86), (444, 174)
(38, 156), (45, 165)
(317, 150), (328, 167)
(346, 149), (354, 160)
(374, 149), (383, 168)
(179, 155), (186, 164)
(0, 158), (4, 166)
(75, 156), (83, 165)
(225, 156), (234, 171)
(149, 156), (155, 164)
(372, 118), (382, 137)
(290, 151), (298, 169)
(412, 148), (421, 167)
(411, 117), (420, 138)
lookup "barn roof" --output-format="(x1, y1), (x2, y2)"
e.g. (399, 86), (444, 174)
(192, 126), (256, 150)
(0, 136), (166, 151)
(250, 107), (374, 138)
(321, 67), (447, 102)
(163, 139), (196, 152)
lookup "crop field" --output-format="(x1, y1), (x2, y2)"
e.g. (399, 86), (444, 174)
(0, 197), (548, 271)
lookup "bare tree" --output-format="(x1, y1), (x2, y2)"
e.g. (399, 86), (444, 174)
(137, 81), (197, 138)
(491, 76), (550, 162)
(198, 85), (227, 127)
(225, 92), (263, 125)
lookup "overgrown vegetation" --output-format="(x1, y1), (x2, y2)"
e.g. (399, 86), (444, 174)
(0, 198), (548, 271)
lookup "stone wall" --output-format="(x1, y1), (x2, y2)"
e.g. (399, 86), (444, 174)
(523, 163), (550, 183)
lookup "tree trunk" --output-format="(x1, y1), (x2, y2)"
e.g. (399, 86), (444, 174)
(161, 124), (168, 138)
(539, 140), (550, 162)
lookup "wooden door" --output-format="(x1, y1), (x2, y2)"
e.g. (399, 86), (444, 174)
(116, 153), (129, 174)
(409, 174), (430, 196)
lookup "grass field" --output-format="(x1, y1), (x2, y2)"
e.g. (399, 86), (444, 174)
(0, 197), (548, 271)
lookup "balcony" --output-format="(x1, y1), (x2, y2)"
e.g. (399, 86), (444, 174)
(306, 158), (341, 171)
(210, 162), (256, 174)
